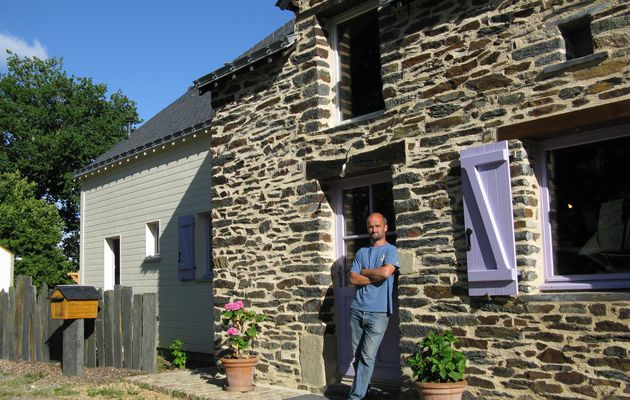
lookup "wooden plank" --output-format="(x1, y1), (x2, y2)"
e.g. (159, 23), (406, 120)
(113, 285), (122, 368)
(0, 290), (7, 359)
(27, 282), (37, 362)
(39, 284), (49, 362)
(46, 313), (63, 362)
(7, 287), (15, 361)
(84, 318), (96, 368)
(131, 294), (142, 370)
(96, 289), (105, 367)
(121, 286), (133, 369)
(103, 290), (115, 367)
(140, 293), (157, 373)
(14, 276), (25, 361)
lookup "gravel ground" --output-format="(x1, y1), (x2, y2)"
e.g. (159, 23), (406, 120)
(0, 359), (176, 399)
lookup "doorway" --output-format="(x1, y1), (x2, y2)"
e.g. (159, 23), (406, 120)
(333, 171), (401, 382)
(104, 237), (120, 290)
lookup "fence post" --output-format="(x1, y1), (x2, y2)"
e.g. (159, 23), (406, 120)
(62, 319), (84, 376)
(96, 289), (104, 367)
(140, 293), (156, 373)
(121, 287), (133, 369)
(0, 290), (7, 359)
(113, 285), (122, 368)
(39, 283), (49, 362)
(7, 287), (15, 361)
(103, 290), (114, 367)
(131, 293), (142, 370)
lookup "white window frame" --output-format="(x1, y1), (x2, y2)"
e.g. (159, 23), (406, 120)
(329, 0), (384, 125)
(538, 123), (630, 290)
(145, 220), (160, 258)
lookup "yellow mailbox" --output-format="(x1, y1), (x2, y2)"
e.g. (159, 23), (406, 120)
(50, 285), (101, 319)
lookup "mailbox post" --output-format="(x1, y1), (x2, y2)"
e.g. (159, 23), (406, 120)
(49, 285), (101, 376)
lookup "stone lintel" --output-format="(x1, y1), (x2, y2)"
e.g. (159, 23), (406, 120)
(306, 141), (405, 180)
(497, 98), (630, 140)
(538, 51), (609, 80)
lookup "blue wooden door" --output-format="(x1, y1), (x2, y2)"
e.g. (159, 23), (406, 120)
(333, 172), (401, 382)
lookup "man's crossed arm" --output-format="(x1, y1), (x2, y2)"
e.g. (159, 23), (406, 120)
(348, 264), (396, 287)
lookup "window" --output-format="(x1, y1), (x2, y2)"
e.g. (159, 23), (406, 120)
(145, 221), (160, 257)
(559, 16), (593, 60)
(330, 3), (384, 123)
(540, 125), (630, 289)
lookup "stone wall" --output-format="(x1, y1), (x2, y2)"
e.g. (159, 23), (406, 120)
(209, 0), (630, 398)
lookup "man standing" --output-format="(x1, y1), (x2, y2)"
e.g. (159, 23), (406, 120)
(347, 212), (398, 400)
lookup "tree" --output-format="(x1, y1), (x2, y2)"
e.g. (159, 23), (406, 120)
(0, 172), (71, 288)
(0, 53), (139, 268)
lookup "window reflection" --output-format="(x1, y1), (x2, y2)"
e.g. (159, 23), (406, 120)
(548, 135), (630, 275)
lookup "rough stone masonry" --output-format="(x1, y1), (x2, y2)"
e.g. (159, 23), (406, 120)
(208, 0), (630, 398)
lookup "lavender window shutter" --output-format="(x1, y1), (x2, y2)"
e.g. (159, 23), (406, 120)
(460, 141), (518, 296)
(178, 215), (195, 281)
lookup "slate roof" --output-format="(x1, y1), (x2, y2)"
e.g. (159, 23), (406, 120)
(76, 87), (213, 176)
(50, 285), (101, 300)
(77, 18), (296, 177)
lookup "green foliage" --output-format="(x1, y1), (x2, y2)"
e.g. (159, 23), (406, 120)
(0, 53), (139, 268)
(406, 330), (467, 383)
(0, 172), (72, 288)
(169, 339), (187, 369)
(221, 300), (267, 358)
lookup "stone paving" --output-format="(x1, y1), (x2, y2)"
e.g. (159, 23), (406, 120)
(126, 368), (333, 400)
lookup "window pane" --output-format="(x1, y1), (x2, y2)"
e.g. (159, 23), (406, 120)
(548, 135), (630, 276)
(336, 9), (384, 120)
(343, 186), (369, 236)
(373, 181), (395, 231)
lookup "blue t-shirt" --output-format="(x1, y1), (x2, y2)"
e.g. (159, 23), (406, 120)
(350, 243), (399, 314)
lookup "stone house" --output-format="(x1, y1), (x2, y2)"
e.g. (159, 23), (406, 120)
(203, 0), (630, 398)
(75, 88), (215, 354)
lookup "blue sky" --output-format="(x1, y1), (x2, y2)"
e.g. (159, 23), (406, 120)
(0, 1), (293, 124)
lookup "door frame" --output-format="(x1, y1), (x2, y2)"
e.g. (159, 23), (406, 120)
(332, 170), (400, 381)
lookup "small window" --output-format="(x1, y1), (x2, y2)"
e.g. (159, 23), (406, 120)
(146, 221), (160, 257)
(559, 17), (593, 60)
(331, 4), (384, 123)
(540, 127), (630, 289)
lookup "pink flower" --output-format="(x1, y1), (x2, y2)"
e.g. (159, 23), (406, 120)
(227, 327), (239, 336)
(224, 300), (245, 311)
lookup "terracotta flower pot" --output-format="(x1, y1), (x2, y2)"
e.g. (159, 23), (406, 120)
(220, 357), (258, 392)
(414, 380), (468, 400)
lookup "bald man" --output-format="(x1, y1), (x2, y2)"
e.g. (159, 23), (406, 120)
(347, 212), (399, 400)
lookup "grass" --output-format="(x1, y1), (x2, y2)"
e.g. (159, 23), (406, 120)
(0, 367), (171, 400)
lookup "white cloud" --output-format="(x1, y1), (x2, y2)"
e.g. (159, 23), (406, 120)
(0, 32), (48, 67)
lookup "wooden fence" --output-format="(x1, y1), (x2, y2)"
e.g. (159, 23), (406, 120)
(0, 275), (157, 372)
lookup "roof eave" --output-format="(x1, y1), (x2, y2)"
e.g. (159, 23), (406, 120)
(74, 117), (212, 179)
(194, 34), (298, 91)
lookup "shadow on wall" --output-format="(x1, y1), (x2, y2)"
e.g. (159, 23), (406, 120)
(138, 141), (214, 360)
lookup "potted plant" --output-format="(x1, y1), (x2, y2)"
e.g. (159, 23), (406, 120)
(406, 330), (468, 400)
(219, 299), (266, 392)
